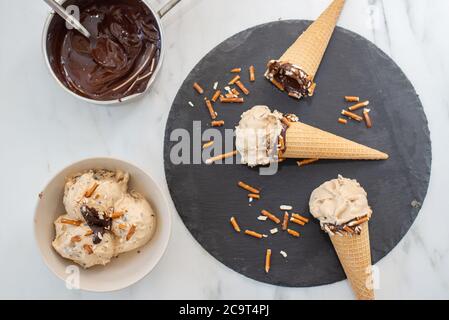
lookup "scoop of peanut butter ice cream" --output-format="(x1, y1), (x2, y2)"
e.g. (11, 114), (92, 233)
(111, 191), (156, 254)
(309, 175), (372, 227)
(52, 214), (115, 268)
(64, 169), (129, 220)
(235, 105), (284, 167)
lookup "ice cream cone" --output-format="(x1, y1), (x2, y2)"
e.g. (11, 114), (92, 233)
(329, 222), (375, 300)
(282, 122), (388, 160)
(280, 0), (346, 78)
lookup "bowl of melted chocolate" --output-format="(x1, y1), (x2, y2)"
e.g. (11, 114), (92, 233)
(43, 0), (163, 103)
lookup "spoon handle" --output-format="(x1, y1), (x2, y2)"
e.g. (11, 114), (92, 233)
(43, 0), (91, 38)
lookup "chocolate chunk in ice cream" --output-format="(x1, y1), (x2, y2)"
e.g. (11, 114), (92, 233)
(80, 205), (112, 244)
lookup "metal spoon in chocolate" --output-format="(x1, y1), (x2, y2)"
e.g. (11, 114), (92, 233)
(43, 0), (91, 38)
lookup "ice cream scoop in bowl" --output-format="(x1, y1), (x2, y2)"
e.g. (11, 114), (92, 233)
(34, 157), (172, 292)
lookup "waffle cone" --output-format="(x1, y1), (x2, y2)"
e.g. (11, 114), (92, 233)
(282, 122), (388, 160)
(280, 0), (346, 78)
(330, 222), (375, 300)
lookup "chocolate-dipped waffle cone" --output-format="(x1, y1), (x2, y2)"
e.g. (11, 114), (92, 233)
(329, 222), (375, 300)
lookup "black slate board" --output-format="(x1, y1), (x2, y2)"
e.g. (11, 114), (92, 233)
(163, 21), (431, 287)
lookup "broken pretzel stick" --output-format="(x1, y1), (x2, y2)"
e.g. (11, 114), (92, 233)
(363, 109), (372, 128)
(235, 81), (250, 95)
(248, 193), (260, 200)
(270, 78), (284, 91)
(231, 88), (240, 96)
(231, 68), (242, 73)
(292, 213), (309, 223)
(202, 141), (214, 149)
(84, 230), (94, 236)
(84, 183), (99, 198)
(341, 110), (363, 122)
(238, 181), (260, 194)
(338, 118), (348, 125)
(297, 158), (319, 167)
(83, 244), (93, 255)
(220, 97), (244, 103)
(60, 218), (82, 226)
(282, 212), (289, 231)
(228, 75), (241, 85)
(345, 96), (360, 102)
(126, 224), (136, 241)
(211, 120), (225, 127)
(261, 210), (281, 224)
(230, 217), (241, 232)
(290, 217), (306, 226)
(206, 150), (237, 164)
(193, 82), (204, 94)
(350, 216), (370, 227)
(265, 249), (272, 273)
(211, 90), (221, 102)
(287, 229), (300, 238)
(205, 99), (217, 120)
(249, 65), (256, 82)
(348, 100), (370, 111)
(71, 235), (82, 243)
(245, 230), (263, 239)
(110, 211), (124, 219)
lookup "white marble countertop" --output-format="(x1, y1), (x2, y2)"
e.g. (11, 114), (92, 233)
(0, 0), (448, 299)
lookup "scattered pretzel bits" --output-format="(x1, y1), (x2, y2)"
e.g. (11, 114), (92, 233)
(211, 120), (225, 127)
(220, 97), (244, 103)
(287, 229), (300, 238)
(235, 81), (250, 95)
(206, 150), (237, 164)
(193, 82), (204, 94)
(238, 181), (260, 194)
(290, 217), (306, 226)
(363, 109), (373, 128)
(230, 217), (241, 232)
(83, 244), (93, 255)
(345, 96), (360, 102)
(341, 110), (363, 122)
(229, 75), (240, 85)
(202, 141), (214, 149)
(348, 100), (370, 111)
(84, 183), (99, 198)
(71, 235), (82, 243)
(265, 249), (272, 273)
(249, 65), (256, 82)
(297, 158), (319, 167)
(60, 218), (82, 226)
(282, 212), (289, 230)
(248, 193), (260, 200)
(261, 210), (281, 224)
(126, 225), (136, 241)
(338, 118), (348, 125)
(211, 90), (221, 102)
(205, 99), (217, 120)
(231, 68), (242, 73)
(245, 230), (263, 239)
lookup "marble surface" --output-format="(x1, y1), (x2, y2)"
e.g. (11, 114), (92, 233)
(0, 0), (447, 300)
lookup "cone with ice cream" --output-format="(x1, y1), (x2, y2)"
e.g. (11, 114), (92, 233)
(265, 0), (346, 99)
(309, 175), (375, 300)
(235, 106), (388, 168)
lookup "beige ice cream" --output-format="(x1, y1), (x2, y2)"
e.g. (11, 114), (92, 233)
(64, 169), (129, 220)
(309, 175), (372, 233)
(53, 169), (157, 268)
(235, 105), (284, 167)
(112, 191), (156, 254)
(52, 215), (115, 268)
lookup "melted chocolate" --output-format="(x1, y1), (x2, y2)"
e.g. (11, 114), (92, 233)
(47, 0), (161, 101)
(80, 205), (112, 244)
(265, 60), (315, 99)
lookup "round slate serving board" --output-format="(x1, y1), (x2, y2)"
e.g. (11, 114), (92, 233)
(163, 20), (431, 287)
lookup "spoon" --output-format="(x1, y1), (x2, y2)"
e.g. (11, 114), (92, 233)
(43, 0), (91, 38)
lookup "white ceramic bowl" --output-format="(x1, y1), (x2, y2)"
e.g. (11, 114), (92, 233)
(34, 157), (171, 292)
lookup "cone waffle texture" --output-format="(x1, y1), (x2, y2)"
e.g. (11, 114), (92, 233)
(282, 122), (388, 160)
(330, 222), (375, 300)
(280, 0), (346, 78)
